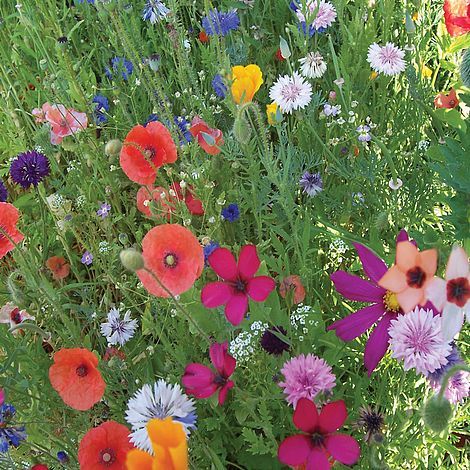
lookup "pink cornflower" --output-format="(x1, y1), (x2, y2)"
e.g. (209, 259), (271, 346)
(431, 371), (470, 405)
(295, 1), (337, 31)
(32, 103), (88, 145)
(201, 245), (276, 326)
(367, 42), (406, 76)
(182, 342), (235, 406)
(278, 398), (360, 470)
(279, 354), (336, 407)
(388, 307), (452, 375)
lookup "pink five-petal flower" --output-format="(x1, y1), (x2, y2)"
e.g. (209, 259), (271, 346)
(426, 246), (470, 341)
(201, 245), (276, 326)
(182, 342), (236, 406)
(278, 398), (360, 470)
(42, 103), (88, 145)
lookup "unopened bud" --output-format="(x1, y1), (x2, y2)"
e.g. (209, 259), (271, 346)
(422, 395), (452, 433)
(105, 139), (122, 157)
(120, 249), (145, 271)
(233, 116), (251, 144)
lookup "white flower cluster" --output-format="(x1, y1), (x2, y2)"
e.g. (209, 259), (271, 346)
(329, 238), (348, 263)
(291, 304), (318, 342)
(229, 321), (268, 363)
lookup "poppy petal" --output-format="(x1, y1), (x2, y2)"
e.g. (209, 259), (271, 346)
(201, 282), (233, 308)
(238, 245), (260, 279)
(224, 294), (248, 326)
(208, 248), (238, 280)
(209, 342), (227, 373)
(331, 271), (385, 302)
(293, 398), (319, 433)
(352, 243), (388, 283)
(246, 276), (276, 302)
(318, 400), (347, 434)
(324, 434), (361, 465)
(278, 434), (311, 466)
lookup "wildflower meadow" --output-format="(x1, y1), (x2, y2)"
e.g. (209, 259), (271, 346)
(0, 0), (469, 469)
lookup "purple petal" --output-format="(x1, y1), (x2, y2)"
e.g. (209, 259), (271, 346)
(364, 312), (397, 376)
(331, 271), (385, 302)
(328, 303), (385, 341)
(396, 229), (417, 247)
(352, 243), (388, 283)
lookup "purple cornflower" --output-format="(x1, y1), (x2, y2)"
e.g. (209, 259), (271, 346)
(97, 202), (111, 219)
(299, 171), (323, 197)
(10, 150), (50, 189)
(202, 9), (240, 36)
(105, 57), (134, 81)
(203, 241), (219, 266)
(221, 203), (240, 222)
(0, 403), (27, 453)
(357, 125), (371, 142)
(323, 103), (341, 117)
(142, 0), (170, 23)
(92, 95), (109, 125)
(81, 251), (93, 266)
(212, 74), (227, 98)
(0, 180), (7, 202)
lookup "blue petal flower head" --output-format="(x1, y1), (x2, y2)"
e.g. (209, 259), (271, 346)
(144, 114), (192, 146)
(0, 404), (27, 453)
(212, 74), (227, 98)
(92, 95), (109, 125)
(202, 9), (240, 36)
(76, 0), (95, 3)
(174, 411), (198, 429)
(221, 203), (240, 222)
(0, 180), (7, 202)
(10, 150), (50, 189)
(299, 171), (323, 197)
(142, 0), (170, 24)
(105, 57), (134, 81)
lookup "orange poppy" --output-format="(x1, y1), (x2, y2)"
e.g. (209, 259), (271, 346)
(126, 418), (188, 470)
(444, 0), (470, 37)
(0, 202), (25, 259)
(189, 117), (224, 155)
(137, 224), (204, 298)
(120, 122), (177, 185)
(378, 241), (437, 313)
(79, 420), (133, 470)
(198, 31), (209, 43)
(434, 88), (459, 109)
(46, 256), (70, 280)
(49, 348), (106, 411)
(279, 275), (306, 304)
(136, 186), (175, 219)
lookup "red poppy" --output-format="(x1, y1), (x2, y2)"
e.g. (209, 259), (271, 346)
(189, 117), (224, 155)
(31, 465), (48, 470)
(46, 256), (70, 280)
(434, 88), (459, 109)
(279, 275), (306, 304)
(171, 182), (204, 216)
(199, 31), (209, 43)
(78, 420), (133, 470)
(137, 224), (204, 298)
(49, 348), (106, 411)
(120, 122), (177, 185)
(275, 48), (285, 61)
(136, 185), (175, 219)
(0, 202), (25, 259)
(444, 0), (470, 37)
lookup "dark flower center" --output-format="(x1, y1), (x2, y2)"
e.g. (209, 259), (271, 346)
(10, 308), (22, 324)
(164, 252), (178, 268)
(311, 432), (325, 447)
(447, 277), (470, 307)
(214, 374), (227, 386)
(100, 448), (116, 466)
(144, 146), (157, 162)
(406, 267), (426, 288)
(231, 278), (246, 293)
(76, 364), (88, 377)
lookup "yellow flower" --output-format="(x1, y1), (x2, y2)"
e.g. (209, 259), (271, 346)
(126, 418), (188, 470)
(369, 71), (378, 80)
(412, 12), (418, 21)
(231, 64), (263, 104)
(266, 102), (279, 125)
(421, 64), (432, 78)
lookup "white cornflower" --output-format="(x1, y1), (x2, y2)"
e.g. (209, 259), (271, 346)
(126, 380), (197, 453)
(100, 307), (138, 346)
(389, 177), (403, 190)
(367, 42), (406, 76)
(299, 52), (327, 78)
(269, 72), (312, 114)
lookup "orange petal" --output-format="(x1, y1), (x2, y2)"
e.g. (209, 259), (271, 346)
(396, 287), (424, 313)
(395, 241), (418, 271)
(378, 265), (407, 292)
(417, 249), (437, 276)
(126, 449), (154, 470)
(147, 418), (186, 451)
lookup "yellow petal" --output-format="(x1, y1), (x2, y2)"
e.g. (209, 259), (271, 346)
(231, 77), (255, 104)
(148, 418), (186, 450)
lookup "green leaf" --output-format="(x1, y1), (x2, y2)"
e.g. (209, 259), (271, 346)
(434, 108), (467, 132)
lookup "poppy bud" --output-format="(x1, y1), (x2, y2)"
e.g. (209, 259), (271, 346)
(422, 395), (452, 433)
(120, 249), (145, 271)
(105, 139), (122, 157)
(233, 116), (251, 144)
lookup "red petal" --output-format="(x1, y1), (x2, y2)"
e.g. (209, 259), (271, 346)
(237, 245), (260, 279)
(218, 380), (234, 405)
(318, 400), (347, 434)
(208, 248), (238, 280)
(278, 435), (312, 466)
(209, 342), (227, 373)
(324, 434), (361, 466)
(306, 448), (331, 470)
(224, 293), (248, 326)
(201, 282), (232, 308)
(293, 398), (319, 433)
(246, 276), (275, 302)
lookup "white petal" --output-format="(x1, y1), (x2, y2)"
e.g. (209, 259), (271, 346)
(441, 303), (465, 342)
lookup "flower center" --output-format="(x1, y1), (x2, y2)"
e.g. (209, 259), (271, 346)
(406, 267), (426, 288)
(232, 278), (246, 293)
(76, 364), (88, 377)
(446, 277), (470, 308)
(163, 252), (178, 268)
(100, 448), (116, 466)
(282, 84), (301, 102)
(383, 291), (400, 312)
(10, 308), (22, 324)
(214, 374), (227, 386)
(144, 146), (157, 162)
(311, 432), (325, 447)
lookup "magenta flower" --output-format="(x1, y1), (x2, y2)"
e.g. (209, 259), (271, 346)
(182, 342), (236, 406)
(278, 398), (360, 470)
(328, 231), (414, 375)
(201, 245), (276, 326)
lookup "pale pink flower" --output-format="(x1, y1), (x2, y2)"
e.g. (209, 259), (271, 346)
(388, 307), (451, 375)
(0, 302), (35, 335)
(279, 353), (336, 407)
(295, 0), (337, 31)
(431, 371), (470, 404)
(367, 42), (406, 76)
(269, 72), (312, 114)
(426, 246), (469, 342)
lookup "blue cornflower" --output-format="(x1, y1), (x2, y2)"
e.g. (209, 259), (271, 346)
(92, 94), (109, 125)
(142, 0), (170, 24)
(0, 180), (7, 202)
(76, 0), (95, 3)
(212, 74), (227, 99)
(97, 202), (111, 219)
(299, 171), (323, 197)
(81, 251), (93, 266)
(202, 9), (240, 36)
(144, 114), (192, 145)
(57, 451), (69, 463)
(105, 57), (134, 81)
(221, 203), (240, 222)
(427, 344), (463, 384)
(145, 113), (159, 126)
(0, 404), (27, 453)
(203, 241), (220, 265)
(10, 150), (50, 189)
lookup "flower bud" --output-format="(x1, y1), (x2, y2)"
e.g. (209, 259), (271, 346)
(422, 395), (452, 433)
(105, 139), (122, 157)
(120, 249), (145, 271)
(233, 116), (251, 144)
